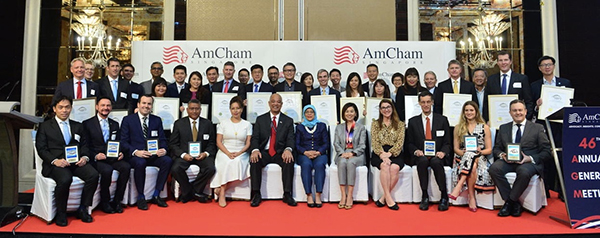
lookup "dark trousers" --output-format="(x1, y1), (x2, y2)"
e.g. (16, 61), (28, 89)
(297, 154), (327, 194)
(95, 159), (131, 204)
(129, 155), (173, 198)
(250, 151), (294, 194)
(415, 156), (447, 196)
(489, 159), (538, 202)
(171, 157), (216, 200)
(48, 163), (99, 213)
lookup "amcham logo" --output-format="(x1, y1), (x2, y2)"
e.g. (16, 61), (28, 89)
(333, 46), (360, 65)
(163, 45), (189, 64)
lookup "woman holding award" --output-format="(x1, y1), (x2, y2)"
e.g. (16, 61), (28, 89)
(333, 103), (366, 209)
(371, 99), (405, 210)
(448, 101), (494, 212)
(395, 67), (426, 121)
(180, 71), (210, 105)
(210, 96), (252, 207)
(296, 105), (330, 208)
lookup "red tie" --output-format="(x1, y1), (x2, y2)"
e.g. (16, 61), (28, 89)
(223, 81), (229, 93)
(269, 116), (277, 156)
(76, 81), (82, 99)
(425, 117), (432, 140)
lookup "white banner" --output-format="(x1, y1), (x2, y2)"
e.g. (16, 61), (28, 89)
(132, 41), (455, 88)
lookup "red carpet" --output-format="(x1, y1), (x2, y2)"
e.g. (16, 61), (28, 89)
(2, 192), (599, 236)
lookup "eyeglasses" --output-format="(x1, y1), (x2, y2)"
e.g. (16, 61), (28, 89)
(540, 63), (554, 68)
(151, 67), (163, 70)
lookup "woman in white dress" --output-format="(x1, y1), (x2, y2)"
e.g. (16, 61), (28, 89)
(211, 96), (252, 207)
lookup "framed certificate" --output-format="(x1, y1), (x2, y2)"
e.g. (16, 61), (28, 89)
(181, 103), (188, 118)
(464, 135), (478, 152)
(507, 143), (521, 162)
(538, 85), (574, 120)
(211, 93), (236, 124)
(106, 141), (120, 158)
(147, 139), (158, 155)
(424, 140), (436, 156)
(108, 109), (128, 126)
(404, 95), (422, 123)
(365, 98), (383, 130)
(247, 93), (272, 123)
(488, 94), (518, 130)
(340, 97), (365, 124)
(442, 93), (471, 126)
(188, 142), (201, 157)
(311, 95), (338, 125)
(70, 98), (96, 123)
(279, 92), (303, 123)
(152, 97), (179, 130)
(64, 145), (79, 163)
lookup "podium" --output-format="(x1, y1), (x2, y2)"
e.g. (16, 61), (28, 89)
(0, 102), (42, 227)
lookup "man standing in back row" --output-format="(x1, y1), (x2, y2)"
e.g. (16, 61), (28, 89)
(486, 51), (534, 120)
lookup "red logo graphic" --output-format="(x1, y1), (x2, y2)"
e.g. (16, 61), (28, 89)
(333, 46), (360, 65)
(162, 45), (189, 64)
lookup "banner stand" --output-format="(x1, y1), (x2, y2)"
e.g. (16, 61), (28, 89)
(545, 108), (571, 228)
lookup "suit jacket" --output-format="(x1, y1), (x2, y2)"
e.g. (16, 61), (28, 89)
(250, 112), (295, 155)
(433, 78), (477, 115)
(530, 77), (573, 102)
(309, 87), (342, 123)
(140, 79), (153, 95)
(333, 122), (367, 163)
(179, 87), (211, 104)
(35, 118), (90, 177)
(53, 79), (99, 104)
(97, 76), (131, 110)
(245, 82), (274, 93)
(273, 80), (309, 106)
(295, 122), (330, 156)
(486, 72), (534, 119)
(120, 113), (168, 156)
(82, 116), (120, 165)
(492, 120), (550, 175)
(166, 82), (188, 98)
(361, 82), (371, 97)
(127, 81), (144, 114)
(475, 87), (490, 122)
(213, 79), (241, 93)
(202, 83), (213, 93)
(405, 113), (452, 165)
(169, 116), (216, 159)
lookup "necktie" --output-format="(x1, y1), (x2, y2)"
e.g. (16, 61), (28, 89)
(425, 117), (432, 140)
(322, 88), (326, 95)
(254, 84), (259, 93)
(62, 121), (71, 144)
(269, 116), (277, 156)
(501, 74), (508, 95)
(76, 81), (82, 99)
(223, 81), (229, 93)
(142, 116), (148, 138)
(453, 80), (459, 94)
(102, 119), (109, 142)
(369, 82), (374, 96)
(515, 123), (522, 143)
(112, 80), (118, 100)
(192, 121), (198, 142)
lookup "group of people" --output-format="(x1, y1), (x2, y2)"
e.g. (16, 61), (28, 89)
(39, 51), (564, 226)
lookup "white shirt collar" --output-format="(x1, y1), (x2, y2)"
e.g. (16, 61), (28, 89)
(55, 116), (69, 125)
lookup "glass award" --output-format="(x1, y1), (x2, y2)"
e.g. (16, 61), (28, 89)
(189, 142), (201, 157)
(464, 135), (478, 152)
(147, 139), (158, 155)
(65, 145), (79, 163)
(507, 143), (521, 162)
(106, 141), (120, 158)
(424, 140), (436, 157)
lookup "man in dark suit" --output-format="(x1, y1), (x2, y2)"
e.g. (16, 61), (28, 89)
(486, 51), (534, 120)
(245, 64), (274, 94)
(120, 94), (173, 210)
(405, 91), (451, 211)
(212, 61), (243, 95)
(489, 99), (551, 217)
(82, 97), (130, 214)
(249, 93), (297, 207)
(35, 96), (99, 226)
(267, 65), (280, 87)
(472, 68), (490, 121)
(309, 69), (341, 123)
(273, 62), (307, 106)
(121, 63), (144, 114)
(53, 58), (99, 104)
(166, 65), (188, 98)
(202, 66), (219, 93)
(97, 58), (131, 110)
(140, 62), (164, 95)
(433, 60), (477, 115)
(362, 64), (379, 96)
(424, 71), (437, 95)
(169, 99), (216, 203)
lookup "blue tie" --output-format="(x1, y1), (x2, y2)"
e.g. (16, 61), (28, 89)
(102, 119), (109, 142)
(112, 80), (118, 100)
(62, 121), (71, 144)
(254, 84), (259, 92)
(501, 74), (507, 95)
(515, 124), (522, 143)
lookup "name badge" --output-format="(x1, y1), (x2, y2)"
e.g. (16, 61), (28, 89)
(111, 133), (117, 140)
(65, 145), (79, 163)
(90, 89), (96, 95)
(203, 134), (209, 140)
(106, 141), (120, 158)
(151, 130), (158, 137)
(147, 139), (158, 155)
(507, 143), (521, 162)
(189, 142), (201, 157)
(132, 93), (139, 99)
(74, 134), (81, 142)
(232, 86), (239, 91)
(513, 82), (522, 88)
(120, 92), (128, 98)
(424, 140), (436, 157)
(436, 130), (444, 137)
(464, 135), (478, 152)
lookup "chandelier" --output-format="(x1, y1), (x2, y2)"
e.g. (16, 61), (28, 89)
(459, 12), (510, 69)
(71, 10), (121, 68)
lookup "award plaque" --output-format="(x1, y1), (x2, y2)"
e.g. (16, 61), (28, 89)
(147, 139), (158, 155)
(464, 135), (478, 152)
(189, 142), (201, 157)
(507, 143), (521, 162)
(424, 140), (436, 157)
(106, 141), (120, 158)
(65, 146), (79, 163)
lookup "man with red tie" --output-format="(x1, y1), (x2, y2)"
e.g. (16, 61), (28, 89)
(53, 58), (99, 105)
(212, 61), (243, 95)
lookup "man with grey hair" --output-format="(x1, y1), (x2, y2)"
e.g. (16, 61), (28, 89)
(424, 71), (437, 95)
(433, 59), (477, 115)
(53, 57), (100, 104)
(140, 61), (165, 95)
(472, 68), (489, 121)
(309, 69), (341, 123)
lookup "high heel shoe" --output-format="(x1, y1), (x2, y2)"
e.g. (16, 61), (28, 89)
(448, 194), (457, 200)
(387, 203), (399, 210)
(375, 200), (385, 207)
(469, 207), (477, 212)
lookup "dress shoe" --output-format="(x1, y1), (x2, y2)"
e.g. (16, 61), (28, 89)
(76, 208), (93, 223)
(419, 197), (430, 211)
(315, 202), (323, 208)
(55, 212), (68, 227)
(101, 202), (115, 214)
(151, 196), (168, 207)
(498, 201), (512, 217)
(387, 203), (399, 210)
(511, 201), (523, 217)
(307, 202), (316, 208)
(283, 194), (297, 206)
(194, 193), (210, 203)
(112, 202), (124, 213)
(250, 193), (262, 207)
(438, 198), (449, 211)
(137, 199), (148, 210)
(375, 199), (385, 208)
